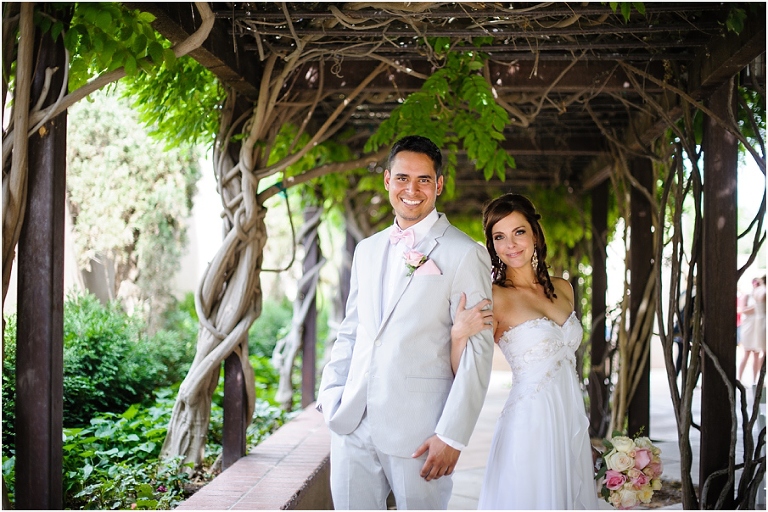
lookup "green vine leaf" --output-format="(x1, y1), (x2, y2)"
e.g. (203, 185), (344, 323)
(606, 2), (646, 23)
(35, 3), (170, 92)
(725, 7), (747, 34)
(365, 42), (514, 199)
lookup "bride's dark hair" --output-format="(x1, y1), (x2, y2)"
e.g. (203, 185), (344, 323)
(482, 193), (557, 300)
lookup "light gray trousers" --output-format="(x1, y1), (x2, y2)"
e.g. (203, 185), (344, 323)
(329, 411), (453, 510)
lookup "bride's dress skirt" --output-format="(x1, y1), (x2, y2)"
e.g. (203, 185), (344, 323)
(478, 314), (599, 510)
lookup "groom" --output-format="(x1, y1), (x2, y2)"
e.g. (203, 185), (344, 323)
(317, 135), (494, 509)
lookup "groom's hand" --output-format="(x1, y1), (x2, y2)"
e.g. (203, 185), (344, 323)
(412, 435), (460, 481)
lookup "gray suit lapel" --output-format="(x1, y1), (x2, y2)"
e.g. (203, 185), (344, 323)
(377, 214), (451, 332)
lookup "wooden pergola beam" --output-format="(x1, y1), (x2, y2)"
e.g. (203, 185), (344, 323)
(581, 4), (766, 191)
(133, 2), (262, 97)
(286, 60), (665, 96)
(689, 4), (767, 99)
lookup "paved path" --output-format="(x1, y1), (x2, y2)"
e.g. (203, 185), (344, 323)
(446, 345), (767, 509)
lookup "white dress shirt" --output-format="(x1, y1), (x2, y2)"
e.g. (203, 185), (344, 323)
(382, 209), (439, 315)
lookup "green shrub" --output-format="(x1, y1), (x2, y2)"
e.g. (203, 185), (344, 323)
(2, 292), (201, 455)
(3, 380), (288, 509)
(61, 387), (189, 509)
(248, 298), (293, 357)
(62, 294), (166, 427)
(160, 292), (199, 343)
(2, 315), (17, 456)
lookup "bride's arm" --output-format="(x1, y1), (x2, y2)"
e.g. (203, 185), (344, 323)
(451, 293), (493, 374)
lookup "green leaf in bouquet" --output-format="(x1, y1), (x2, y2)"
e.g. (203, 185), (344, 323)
(595, 460), (607, 480)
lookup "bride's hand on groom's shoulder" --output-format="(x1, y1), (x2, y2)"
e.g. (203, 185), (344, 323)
(412, 435), (460, 481)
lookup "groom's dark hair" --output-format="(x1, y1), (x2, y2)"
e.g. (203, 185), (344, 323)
(388, 135), (443, 178)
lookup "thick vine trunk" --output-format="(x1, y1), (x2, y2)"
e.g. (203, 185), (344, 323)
(161, 42), (387, 467)
(160, 207), (265, 465)
(272, 206), (326, 410)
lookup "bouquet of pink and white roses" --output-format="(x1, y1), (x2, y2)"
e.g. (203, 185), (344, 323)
(595, 432), (663, 509)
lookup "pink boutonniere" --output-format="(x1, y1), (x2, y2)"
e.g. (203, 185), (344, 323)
(403, 250), (428, 276)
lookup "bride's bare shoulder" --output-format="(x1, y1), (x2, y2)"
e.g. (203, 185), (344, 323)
(551, 277), (575, 304)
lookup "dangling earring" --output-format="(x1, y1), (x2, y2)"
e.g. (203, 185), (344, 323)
(531, 248), (538, 269)
(495, 256), (505, 271)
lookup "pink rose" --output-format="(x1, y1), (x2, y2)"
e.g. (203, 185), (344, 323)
(604, 470), (627, 491)
(631, 471), (650, 489)
(634, 448), (652, 470)
(644, 460), (663, 478)
(404, 250), (426, 267)
(403, 250), (427, 275)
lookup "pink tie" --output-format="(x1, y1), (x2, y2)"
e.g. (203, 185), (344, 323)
(389, 227), (415, 248)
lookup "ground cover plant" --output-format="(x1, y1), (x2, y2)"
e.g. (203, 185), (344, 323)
(2, 292), (291, 508)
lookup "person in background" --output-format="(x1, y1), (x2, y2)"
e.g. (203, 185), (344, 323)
(738, 276), (766, 384)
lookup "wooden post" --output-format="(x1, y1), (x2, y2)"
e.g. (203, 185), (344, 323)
(222, 353), (246, 469)
(301, 206), (321, 408)
(700, 79), (738, 509)
(589, 180), (610, 438)
(627, 157), (653, 438)
(15, 9), (68, 508)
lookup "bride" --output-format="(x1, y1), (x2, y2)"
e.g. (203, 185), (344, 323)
(451, 193), (599, 510)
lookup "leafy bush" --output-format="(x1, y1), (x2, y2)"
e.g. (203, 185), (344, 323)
(3, 381), (288, 509)
(248, 298), (293, 357)
(61, 388), (190, 509)
(2, 315), (17, 455)
(62, 294), (167, 427)
(2, 292), (200, 455)
(154, 293), (200, 383)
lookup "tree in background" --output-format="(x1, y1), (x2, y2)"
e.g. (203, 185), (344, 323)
(67, 86), (201, 329)
(1, 2), (215, 312)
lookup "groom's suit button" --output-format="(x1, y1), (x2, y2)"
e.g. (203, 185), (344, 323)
(374, 340), (382, 346)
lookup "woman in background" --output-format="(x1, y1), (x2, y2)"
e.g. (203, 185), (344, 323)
(738, 276), (766, 383)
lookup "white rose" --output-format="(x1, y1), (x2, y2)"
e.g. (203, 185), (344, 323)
(619, 489), (639, 509)
(606, 450), (635, 472)
(612, 436), (635, 452)
(652, 478), (662, 491)
(634, 436), (653, 449)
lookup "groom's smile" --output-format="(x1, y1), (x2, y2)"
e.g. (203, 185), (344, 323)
(385, 150), (444, 229)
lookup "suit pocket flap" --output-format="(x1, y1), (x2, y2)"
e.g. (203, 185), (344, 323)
(406, 376), (453, 393)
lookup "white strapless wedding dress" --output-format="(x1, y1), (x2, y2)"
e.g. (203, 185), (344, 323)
(477, 312), (599, 510)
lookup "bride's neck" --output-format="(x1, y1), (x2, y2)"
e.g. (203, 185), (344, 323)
(505, 267), (538, 289)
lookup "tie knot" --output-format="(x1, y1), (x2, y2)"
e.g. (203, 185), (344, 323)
(389, 227), (415, 248)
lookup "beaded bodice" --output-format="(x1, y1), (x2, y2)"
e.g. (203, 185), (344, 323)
(498, 311), (582, 409)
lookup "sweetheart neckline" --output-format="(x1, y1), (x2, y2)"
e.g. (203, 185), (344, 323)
(498, 310), (577, 339)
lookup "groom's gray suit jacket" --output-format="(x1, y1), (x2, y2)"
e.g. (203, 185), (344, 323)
(318, 213), (494, 457)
